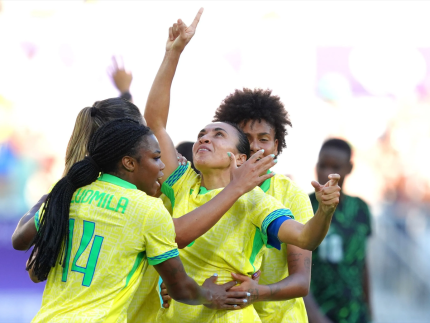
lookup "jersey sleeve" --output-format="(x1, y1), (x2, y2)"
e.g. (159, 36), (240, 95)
(248, 189), (294, 248)
(160, 162), (199, 210)
(143, 199), (179, 266)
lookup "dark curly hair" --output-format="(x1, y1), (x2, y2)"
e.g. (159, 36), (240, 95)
(213, 88), (292, 156)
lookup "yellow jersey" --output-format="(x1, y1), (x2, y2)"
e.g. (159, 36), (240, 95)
(254, 174), (314, 323)
(32, 173), (178, 323)
(157, 164), (293, 323)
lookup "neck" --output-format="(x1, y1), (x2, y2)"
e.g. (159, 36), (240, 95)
(200, 168), (231, 190)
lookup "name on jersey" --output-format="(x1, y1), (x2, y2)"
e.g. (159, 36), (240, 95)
(71, 188), (129, 214)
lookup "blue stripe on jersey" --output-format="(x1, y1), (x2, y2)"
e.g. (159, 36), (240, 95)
(165, 164), (189, 187)
(261, 209), (294, 247)
(267, 216), (292, 250)
(148, 249), (179, 266)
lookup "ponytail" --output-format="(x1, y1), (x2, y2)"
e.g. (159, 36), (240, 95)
(29, 118), (151, 281)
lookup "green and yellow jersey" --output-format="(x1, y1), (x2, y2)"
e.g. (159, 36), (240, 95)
(156, 163), (293, 323)
(32, 174), (178, 323)
(254, 174), (314, 323)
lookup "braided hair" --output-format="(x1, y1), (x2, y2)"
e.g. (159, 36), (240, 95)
(28, 118), (152, 281)
(213, 88), (292, 156)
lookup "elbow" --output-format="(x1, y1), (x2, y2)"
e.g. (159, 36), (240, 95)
(11, 235), (26, 251)
(298, 284), (310, 297)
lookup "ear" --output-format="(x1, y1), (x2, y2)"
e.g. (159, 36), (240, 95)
(122, 156), (136, 172)
(273, 139), (279, 156)
(235, 153), (247, 167)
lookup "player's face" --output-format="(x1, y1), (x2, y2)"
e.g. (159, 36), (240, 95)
(316, 148), (351, 188)
(193, 122), (244, 172)
(134, 135), (165, 196)
(240, 119), (278, 158)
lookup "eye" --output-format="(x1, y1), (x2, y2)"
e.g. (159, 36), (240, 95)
(215, 132), (223, 137)
(260, 138), (268, 142)
(197, 133), (203, 139)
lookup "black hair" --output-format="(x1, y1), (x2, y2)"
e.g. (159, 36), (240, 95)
(222, 121), (250, 159)
(176, 141), (197, 172)
(28, 118), (152, 281)
(213, 88), (292, 155)
(320, 138), (352, 161)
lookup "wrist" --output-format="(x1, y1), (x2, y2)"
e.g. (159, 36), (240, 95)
(225, 181), (246, 198)
(200, 287), (212, 305)
(165, 48), (183, 58)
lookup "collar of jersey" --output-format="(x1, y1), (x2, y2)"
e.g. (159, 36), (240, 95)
(98, 173), (137, 190)
(260, 170), (273, 193)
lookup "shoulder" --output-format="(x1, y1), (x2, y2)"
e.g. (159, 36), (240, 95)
(164, 162), (199, 188)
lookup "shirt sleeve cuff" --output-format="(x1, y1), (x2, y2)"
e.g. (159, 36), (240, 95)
(148, 249), (179, 266)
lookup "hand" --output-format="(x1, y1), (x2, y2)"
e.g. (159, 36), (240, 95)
(202, 274), (249, 310)
(108, 56), (133, 93)
(229, 273), (260, 308)
(160, 282), (171, 308)
(166, 8), (203, 53)
(311, 174), (341, 215)
(176, 151), (187, 166)
(228, 150), (276, 196)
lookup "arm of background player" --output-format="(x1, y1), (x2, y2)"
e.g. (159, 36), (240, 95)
(363, 256), (373, 321)
(154, 256), (248, 308)
(11, 194), (47, 250)
(304, 292), (334, 323)
(109, 56), (133, 102)
(277, 175), (340, 251)
(230, 246), (311, 304)
(144, 9), (203, 183)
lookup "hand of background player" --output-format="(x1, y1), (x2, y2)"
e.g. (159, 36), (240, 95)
(166, 8), (203, 53)
(311, 174), (341, 216)
(108, 56), (132, 94)
(228, 150), (276, 196)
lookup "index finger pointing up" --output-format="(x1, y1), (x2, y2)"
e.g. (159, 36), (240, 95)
(190, 7), (204, 29)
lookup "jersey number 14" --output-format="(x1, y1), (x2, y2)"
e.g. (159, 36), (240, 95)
(62, 219), (104, 287)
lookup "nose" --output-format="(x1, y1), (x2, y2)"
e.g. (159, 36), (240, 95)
(160, 160), (166, 171)
(249, 139), (260, 153)
(199, 134), (211, 144)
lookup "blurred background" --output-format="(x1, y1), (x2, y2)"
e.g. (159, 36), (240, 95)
(1, 1), (429, 322)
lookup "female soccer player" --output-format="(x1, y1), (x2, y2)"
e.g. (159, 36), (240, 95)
(144, 9), (340, 322)
(213, 88), (315, 322)
(13, 98), (275, 321)
(26, 118), (252, 322)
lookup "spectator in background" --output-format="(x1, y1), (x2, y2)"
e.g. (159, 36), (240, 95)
(304, 139), (372, 323)
(108, 56), (133, 102)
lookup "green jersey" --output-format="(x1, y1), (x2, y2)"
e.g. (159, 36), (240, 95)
(309, 193), (372, 323)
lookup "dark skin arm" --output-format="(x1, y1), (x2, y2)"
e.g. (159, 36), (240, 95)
(228, 246), (311, 305)
(363, 257), (372, 320)
(304, 292), (334, 323)
(11, 194), (47, 250)
(154, 256), (248, 308)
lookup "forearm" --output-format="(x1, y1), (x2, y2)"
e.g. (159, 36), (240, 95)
(279, 206), (334, 251)
(155, 257), (210, 305)
(144, 50), (181, 130)
(250, 274), (310, 302)
(173, 184), (243, 248)
(12, 194), (47, 250)
(167, 275), (210, 305)
(304, 292), (328, 323)
(301, 206), (333, 250)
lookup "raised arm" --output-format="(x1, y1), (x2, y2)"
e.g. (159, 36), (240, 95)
(144, 8), (203, 183)
(11, 194), (47, 250)
(278, 174), (341, 251)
